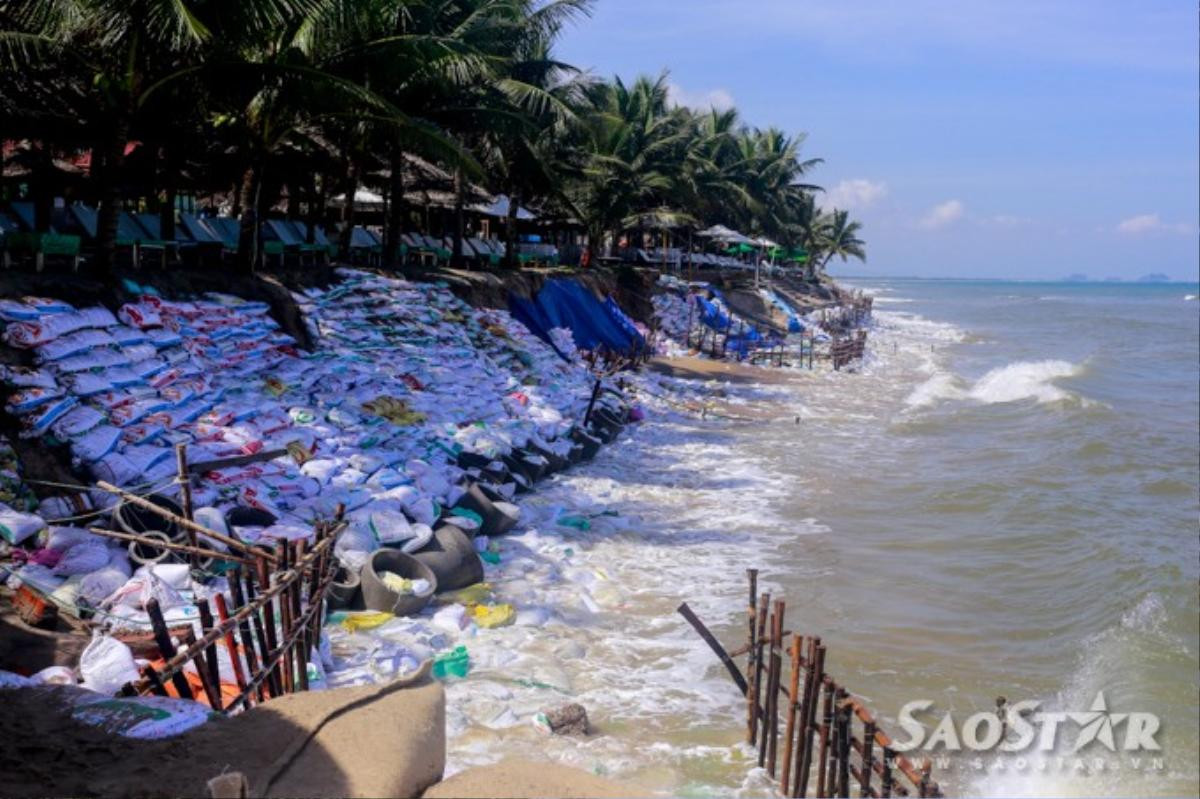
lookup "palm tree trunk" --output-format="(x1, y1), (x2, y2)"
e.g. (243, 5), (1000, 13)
(451, 168), (465, 269)
(386, 149), (405, 268)
(235, 161), (262, 274)
(503, 189), (520, 269)
(95, 119), (130, 275)
(32, 140), (53, 233)
(337, 161), (359, 257)
(158, 146), (176, 245)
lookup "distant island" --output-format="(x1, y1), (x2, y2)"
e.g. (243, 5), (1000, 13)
(1061, 272), (1177, 283)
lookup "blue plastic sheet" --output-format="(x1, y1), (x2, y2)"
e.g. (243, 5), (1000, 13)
(508, 279), (645, 358)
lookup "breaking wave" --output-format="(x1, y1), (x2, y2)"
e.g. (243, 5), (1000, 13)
(906, 360), (1086, 408)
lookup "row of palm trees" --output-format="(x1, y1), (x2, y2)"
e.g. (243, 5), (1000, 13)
(0, 0), (865, 275)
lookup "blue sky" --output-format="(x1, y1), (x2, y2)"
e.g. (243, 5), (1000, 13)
(556, 1), (1200, 280)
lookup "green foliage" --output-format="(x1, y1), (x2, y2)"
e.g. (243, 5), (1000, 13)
(0, 0), (864, 272)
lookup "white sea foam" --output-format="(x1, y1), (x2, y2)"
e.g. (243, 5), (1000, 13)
(906, 360), (1085, 408)
(968, 359), (1083, 404)
(1185, 294), (1198, 301)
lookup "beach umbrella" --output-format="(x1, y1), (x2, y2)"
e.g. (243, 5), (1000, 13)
(329, 188), (384, 210)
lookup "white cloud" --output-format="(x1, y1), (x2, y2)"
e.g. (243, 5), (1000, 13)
(1117, 213), (1163, 234)
(666, 82), (735, 111)
(919, 199), (965, 230)
(990, 214), (1024, 227)
(823, 179), (888, 211)
(1115, 213), (1195, 235)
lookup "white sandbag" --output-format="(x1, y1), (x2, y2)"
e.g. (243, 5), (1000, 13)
(72, 692), (210, 738)
(35, 328), (118, 362)
(118, 302), (163, 329)
(192, 507), (231, 552)
(72, 425), (123, 463)
(79, 633), (141, 694)
(79, 566), (132, 607)
(31, 665), (77, 685)
(0, 504), (45, 544)
(50, 405), (106, 438)
(54, 543), (112, 576)
(0, 365), (58, 389)
(134, 562), (191, 591)
(45, 526), (95, 552)
(364, 509), (412, 546)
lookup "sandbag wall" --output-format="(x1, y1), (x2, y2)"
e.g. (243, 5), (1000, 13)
(0, 268), (633, 639)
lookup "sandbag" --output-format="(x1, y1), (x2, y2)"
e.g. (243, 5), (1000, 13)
(79, 634), (140, 695)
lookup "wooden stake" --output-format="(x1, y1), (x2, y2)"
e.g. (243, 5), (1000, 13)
(196, 599), (222, 704)
(291, 540), (308, 691)
(766, 599), (786, 776)
(175, 443), (198, 571)
(145, 598), (194, 700)
(228, 569), (264, 701)
(213, 593), (249, 701)
(184, 629), (221, 710)
(861, 720), (877, 797)
(255, 558), (285, 696)
(780, 634), (803, 794)
(746, 568), (758, 745)
(795, 642), (826, 798)
(815, 678), (834, 798)
(751, 592), (770, 748)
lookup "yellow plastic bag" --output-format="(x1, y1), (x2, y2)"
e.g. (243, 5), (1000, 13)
(472, 603), (515, 629)
(338, 611), (395, 632)
(439, 582), (493, 607)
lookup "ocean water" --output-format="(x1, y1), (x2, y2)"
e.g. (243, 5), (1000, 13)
(445, 279), (1199, 797)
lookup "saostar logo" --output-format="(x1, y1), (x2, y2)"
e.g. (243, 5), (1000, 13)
(890, 692), (1161, 754)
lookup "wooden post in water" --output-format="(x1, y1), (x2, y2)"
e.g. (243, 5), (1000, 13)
(752, 592), (770, 749)
(860, 719), (877, 797)
(779, 634), (803, 794)
(835, 693), (852, 798)
(766, 599), (786, 776)
(815, 678), (835, 798)
(880, 746), (895, 798)
(795, 641), (825, 797)
(746, 569), (759, 744)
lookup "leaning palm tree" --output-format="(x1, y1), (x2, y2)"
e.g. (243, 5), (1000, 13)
(812, 208), (866, 275)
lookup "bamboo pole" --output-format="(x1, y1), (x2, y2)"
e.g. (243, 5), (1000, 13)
(213, 593), (250, 701)
(175, 444), (198, 571)
(196, 599), (222, 706)
(227, 568), (265, 702)
(766, 599), (786, 775)
(815, 678), (834, 798)
(779, 634), (803, 794)
(275, 541), (294, 694)
(183, 629), (221, 710)
(795, 641), (825, 797)
(751, 592), (770, 747)
(145, 598), (194, 700)
(746, 568), (758, 745)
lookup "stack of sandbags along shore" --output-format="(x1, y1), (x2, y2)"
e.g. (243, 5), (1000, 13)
(0, 269), (631, 671)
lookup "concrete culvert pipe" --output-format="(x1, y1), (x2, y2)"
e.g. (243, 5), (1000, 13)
(327, 564), (362, 610)
(570, 427), (602, 459)
(454, 482), (521, 537)
(411, 524), (484, 592)
(360, 550), (437, 616)
(113, 493), (183, 538)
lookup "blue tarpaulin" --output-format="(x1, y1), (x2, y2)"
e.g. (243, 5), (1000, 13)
(509, 279), (645, 359)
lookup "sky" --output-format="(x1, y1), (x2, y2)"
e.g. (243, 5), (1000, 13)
(555, 0), (1200, 280)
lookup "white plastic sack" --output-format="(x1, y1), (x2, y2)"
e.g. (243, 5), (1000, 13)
(0, 504), (45, 545)
(79, 633), (140, 695)
(53, 542), (111, 576)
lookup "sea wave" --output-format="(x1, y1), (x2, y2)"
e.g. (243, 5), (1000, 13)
(905, 360), (1085, 408)
(1185, 294), (1198, 301)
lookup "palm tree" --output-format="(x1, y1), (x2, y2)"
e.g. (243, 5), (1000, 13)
(812, 208), (866, 275)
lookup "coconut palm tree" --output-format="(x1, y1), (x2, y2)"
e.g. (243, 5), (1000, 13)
(812, 208), (866, 274)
